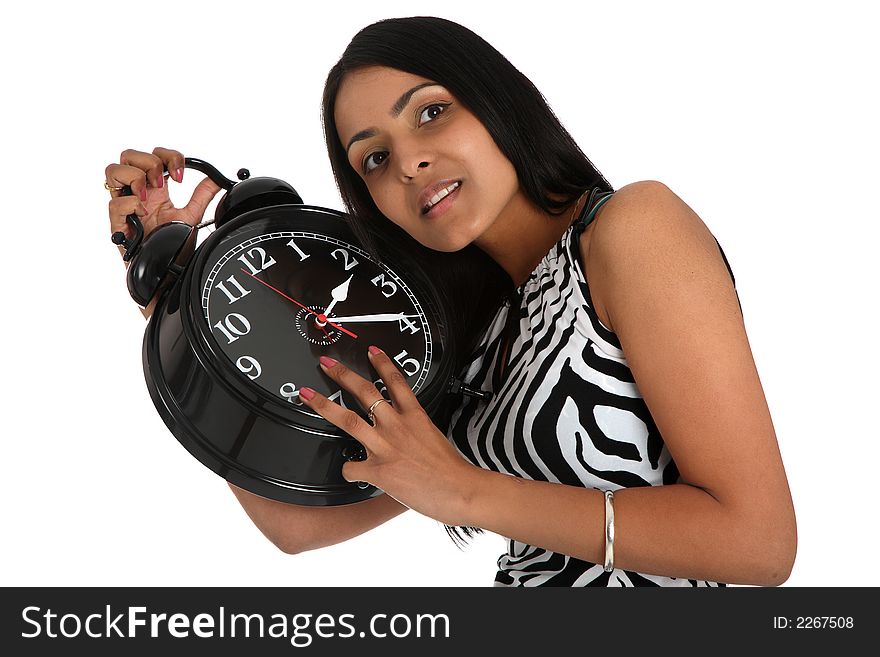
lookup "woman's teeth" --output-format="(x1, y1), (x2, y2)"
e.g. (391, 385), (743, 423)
(424, 181), (461, 213)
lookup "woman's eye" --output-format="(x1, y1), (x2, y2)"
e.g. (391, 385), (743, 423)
(363, 151), (387, 174)
(418, 103), (449, 126)
(361, 103), (450, 174)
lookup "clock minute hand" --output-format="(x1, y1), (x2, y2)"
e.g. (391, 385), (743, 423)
(326, 312), (420, 324)
(239, 269), (358, 339)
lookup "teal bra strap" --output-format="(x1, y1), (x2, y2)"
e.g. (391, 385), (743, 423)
(584, 191), (614, 226)
(573, 189), (615, 234)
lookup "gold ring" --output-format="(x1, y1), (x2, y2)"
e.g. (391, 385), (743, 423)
(367, 398), (392, 425)
(104, 181), (124, 193)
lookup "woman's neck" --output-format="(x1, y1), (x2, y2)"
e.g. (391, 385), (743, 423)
(474, 191), (586, 289)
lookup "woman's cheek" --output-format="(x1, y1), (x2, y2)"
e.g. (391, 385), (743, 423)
(385, 190), (406, 225)
(374, 186), (409, 229)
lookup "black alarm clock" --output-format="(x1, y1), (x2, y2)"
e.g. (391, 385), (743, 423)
(112, 158), (489, 506)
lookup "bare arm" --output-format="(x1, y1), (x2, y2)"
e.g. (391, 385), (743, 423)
(228, 484), (409, 554)
(457, 181), (797, 586)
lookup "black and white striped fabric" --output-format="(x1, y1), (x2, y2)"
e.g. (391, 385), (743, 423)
(446, 188), (733, 586)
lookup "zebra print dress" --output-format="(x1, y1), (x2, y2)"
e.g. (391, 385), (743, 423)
(445, 187), (734, 587)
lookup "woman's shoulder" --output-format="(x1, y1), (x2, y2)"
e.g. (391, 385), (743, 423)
(579, 180), (723, 333)
(595, 179), (681, 224)
(586, 179), (719, 261)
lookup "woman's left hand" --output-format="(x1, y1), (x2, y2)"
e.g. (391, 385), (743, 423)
(298, 347), (479, 526)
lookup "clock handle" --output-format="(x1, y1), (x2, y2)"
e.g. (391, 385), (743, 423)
(181, 157), (241, 191)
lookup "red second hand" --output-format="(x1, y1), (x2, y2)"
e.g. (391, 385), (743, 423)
(239, 268), (358, 339)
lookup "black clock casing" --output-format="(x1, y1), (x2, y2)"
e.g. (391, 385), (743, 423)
(131, 163), (460, 507)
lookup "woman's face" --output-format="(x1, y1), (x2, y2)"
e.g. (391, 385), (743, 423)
(334, 66), (522, 252)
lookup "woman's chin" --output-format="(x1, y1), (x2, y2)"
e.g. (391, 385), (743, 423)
(421, 234), (473, 253)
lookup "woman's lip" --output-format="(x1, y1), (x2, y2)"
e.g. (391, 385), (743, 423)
(421, 182), (462, 219)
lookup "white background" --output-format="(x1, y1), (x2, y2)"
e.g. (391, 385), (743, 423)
(1, 0), (876, 586)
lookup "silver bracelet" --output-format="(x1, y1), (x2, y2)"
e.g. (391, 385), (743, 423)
(603, 489), (615, 572)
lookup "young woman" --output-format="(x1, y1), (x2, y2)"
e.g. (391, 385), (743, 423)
(105, 16), (796, 587)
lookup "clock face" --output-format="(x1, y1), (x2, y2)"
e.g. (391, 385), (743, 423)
(198, 214), (437, 419)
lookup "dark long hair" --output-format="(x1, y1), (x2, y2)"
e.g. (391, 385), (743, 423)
(321, 16), (613, 547)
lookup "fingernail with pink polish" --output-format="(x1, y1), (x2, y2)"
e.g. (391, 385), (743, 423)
(319, 356), (337, 368)
(298, 387), (315, 401)
(176, 168), (183, 183)
(368, 346), (382, 355)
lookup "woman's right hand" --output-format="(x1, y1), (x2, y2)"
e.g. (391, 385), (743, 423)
(105, 147), (222, 249)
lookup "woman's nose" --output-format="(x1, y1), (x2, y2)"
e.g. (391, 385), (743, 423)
(403, 161), (430, 180)
(397, 140), (432, 180)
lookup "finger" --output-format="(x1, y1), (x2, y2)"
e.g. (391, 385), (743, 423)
(105, 163), (149, 201)
(108, 195), (148, 240)
(366, 346), (419, 413)
(119, 149), (167, 190)
(340, 460), (371, 486)
(297, 386), (381, 452)
(181, 176), (223, 225)
(317, 356), (397, 420)
(152, 147), (185, 183)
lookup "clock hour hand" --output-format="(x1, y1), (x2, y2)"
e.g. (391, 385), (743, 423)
(322, 274), (353, 317)
(239, 268), (358, 339)
(325, 312), (420, 324)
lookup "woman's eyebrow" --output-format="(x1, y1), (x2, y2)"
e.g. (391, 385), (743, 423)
(345, 82), (443, 154)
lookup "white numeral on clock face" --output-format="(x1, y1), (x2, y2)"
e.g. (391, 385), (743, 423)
(331, 247), (359, 271)
(327, 389), (349, 409)
(213, 312), (251, 344)
(398, 315), (420, 335)
(393, 350), (421, 377)
(286, 239), (311, 262)
(215, 275), (251, 304)
(237, 247), (276, 275)
(280, 382), (303, 405)
(279, 383), (347, 408)
(236, 355), (262, 380)
(371, 273), (398, 298)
